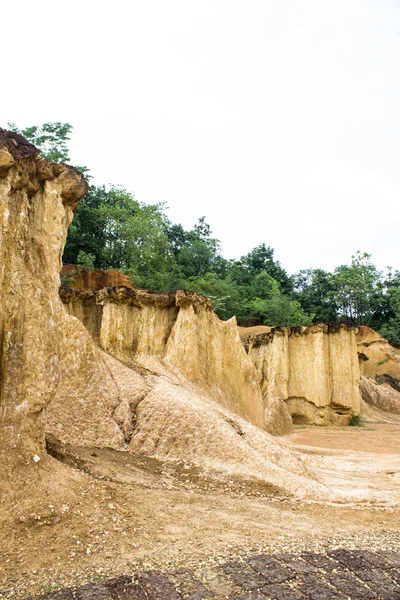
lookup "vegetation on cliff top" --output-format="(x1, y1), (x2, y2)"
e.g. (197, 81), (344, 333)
(9, 122), (400, 342)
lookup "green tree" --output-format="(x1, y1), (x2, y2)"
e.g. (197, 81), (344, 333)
(292, 268), (337, 322)
(64, 185), (108, 265)
(184, 272), (243, 321)
(248, 280), (313, 326)
(8, 122), (73, 162)
(64, 185), (175, 287)
(229, 244), (293, 293)
(77, 250), (95, 272)
(330, 252), (382, 325)
(378, 269), (400, 345)
(175, 217), (226, 278)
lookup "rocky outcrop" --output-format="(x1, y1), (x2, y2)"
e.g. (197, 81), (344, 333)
(360, 376), (400, 416)
(356, 327), (400, 422)
(357, 326), (400, 383)
(59, 286), (265, 429)
(0, 130), (317, 499)
(0, 130), (88, 473)
(61, 264), (133, 290)
(263, 396), (294, 436)
(242, 324), (361, 425)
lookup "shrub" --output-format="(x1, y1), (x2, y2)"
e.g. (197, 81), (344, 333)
(349, 414), (364, 427)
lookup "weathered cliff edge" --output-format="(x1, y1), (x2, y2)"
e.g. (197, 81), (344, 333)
(0, 130), (92, 512)
(0, 130), (88, 467)
(240, 324), (361, 425)
(59, 286), (264, 429)
(7, 129), (400, 508)
(1, 130), (334, 502)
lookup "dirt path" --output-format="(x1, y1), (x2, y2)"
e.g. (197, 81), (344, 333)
(283, 423), (400, 454)
(1, 426), (400, 598)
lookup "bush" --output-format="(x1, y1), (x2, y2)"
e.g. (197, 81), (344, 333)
(349, 414), (364, 427)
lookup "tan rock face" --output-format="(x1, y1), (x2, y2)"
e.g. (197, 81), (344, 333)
(357, 326), (400, 382)
(360, 376), (400, 416)
(57, 285), (338, 499)
(60, 287), (265, 429)
(356, 328), (400, 422)
(244, 324), (361, 425)
(263, 397), (293, 436)
(0, 130), (88, 470)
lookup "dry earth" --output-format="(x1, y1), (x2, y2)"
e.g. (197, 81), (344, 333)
(1, 425), (400, 599)
(283, 423), (400, 454)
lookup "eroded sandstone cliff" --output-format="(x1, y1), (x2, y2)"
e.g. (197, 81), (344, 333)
(241, 324), (361, 425)
(59, 286), (265, 429)
(1, 129), (322, 502)
(4, 128), (388, 508)
(0, 130), (88, 471)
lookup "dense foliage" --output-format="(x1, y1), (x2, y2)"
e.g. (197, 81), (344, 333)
(13, 122), (400, 343)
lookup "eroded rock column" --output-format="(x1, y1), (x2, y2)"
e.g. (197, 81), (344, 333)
(0, 130), (88, 469)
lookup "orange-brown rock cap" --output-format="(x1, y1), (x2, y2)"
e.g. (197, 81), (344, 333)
(0, 128), (88, 207)
(61, 265), (134, 291)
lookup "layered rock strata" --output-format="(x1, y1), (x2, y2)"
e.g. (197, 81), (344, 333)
(241, 324), (361, 425)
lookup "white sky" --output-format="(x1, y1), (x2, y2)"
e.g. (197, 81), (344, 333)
(2, 0), (400, 274)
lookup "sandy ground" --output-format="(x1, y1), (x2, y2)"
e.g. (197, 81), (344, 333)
(1, 425), (400, 598)
(283, 423), (400, 454)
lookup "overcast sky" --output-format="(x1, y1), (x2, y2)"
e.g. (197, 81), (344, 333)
(2, 0), (400, 273)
